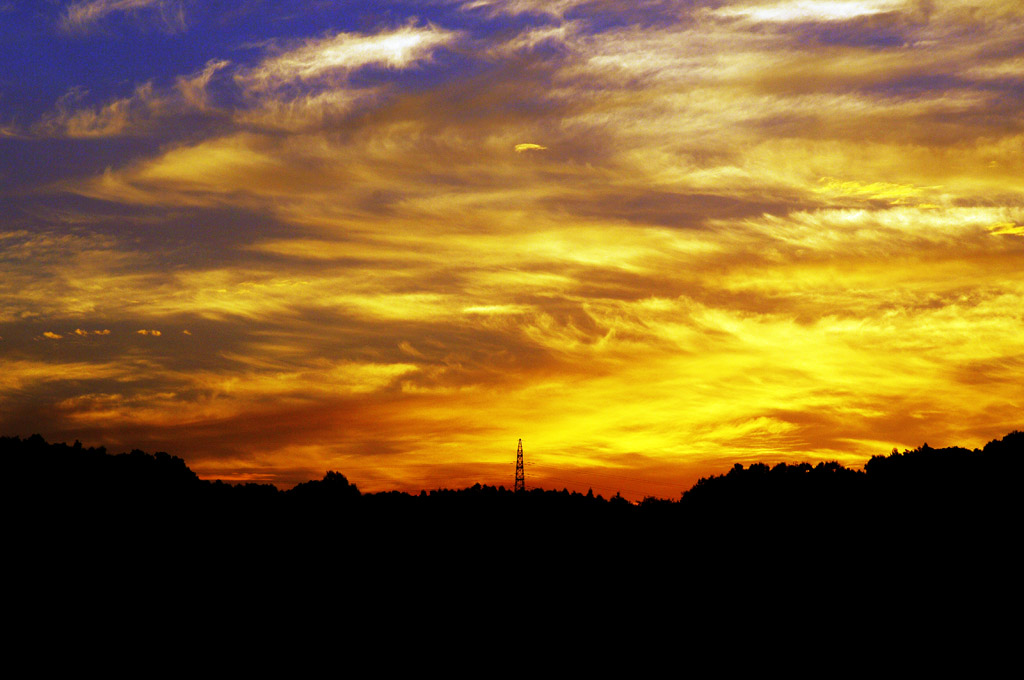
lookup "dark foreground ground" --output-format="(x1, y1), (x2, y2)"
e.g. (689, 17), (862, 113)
(5, 430), (1021, 656)
(6, 430), (1021, 568)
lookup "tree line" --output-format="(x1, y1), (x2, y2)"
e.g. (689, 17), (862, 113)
(6, 430), (1020, 624)
(5, 430), (1020, 535)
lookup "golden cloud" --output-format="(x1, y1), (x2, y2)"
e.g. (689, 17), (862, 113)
(7, 1), (1024, 496)
(240, 25), (459, 94)
(989, 222), (1024, 236)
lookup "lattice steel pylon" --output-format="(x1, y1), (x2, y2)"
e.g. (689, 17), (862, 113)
(514, 438), (525, 492)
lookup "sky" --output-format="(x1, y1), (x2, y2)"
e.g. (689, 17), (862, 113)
(1, 0), (1022, 499)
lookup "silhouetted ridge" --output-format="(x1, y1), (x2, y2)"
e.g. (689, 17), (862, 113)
(4, 431), (1021, 549)
(6, 429), (1021, 624)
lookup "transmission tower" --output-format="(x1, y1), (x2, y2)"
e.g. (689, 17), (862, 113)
(514, 438), (525, 492)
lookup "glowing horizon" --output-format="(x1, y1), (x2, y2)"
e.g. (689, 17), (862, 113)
(1, 1), (1022, 499)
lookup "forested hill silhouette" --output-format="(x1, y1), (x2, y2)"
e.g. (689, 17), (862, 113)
(5, 431), (1021, 535)
(7, 431), (1021, 635)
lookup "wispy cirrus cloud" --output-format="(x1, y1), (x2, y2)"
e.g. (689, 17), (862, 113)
(3, 2), (1023, 497)
(460, 0), (585, 18)
(238, 24), (460, 94)
(712, 0), (905, 23)
(229, 25), (460, 133)
(60, 0), (186, 34)
(32, 83), (160, 138)
(33, 23), (455, 141)
(31, 59), (229, 138)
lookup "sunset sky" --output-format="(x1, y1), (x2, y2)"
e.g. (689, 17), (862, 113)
(1, 0), (1022, 499)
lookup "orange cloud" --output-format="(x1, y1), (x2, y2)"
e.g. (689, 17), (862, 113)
(5, 1), (1024, 499)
